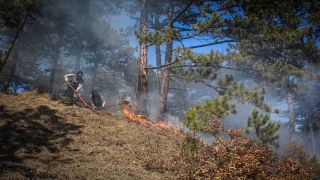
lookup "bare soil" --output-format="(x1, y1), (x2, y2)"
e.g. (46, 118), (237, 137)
(0, 91), (181, 180)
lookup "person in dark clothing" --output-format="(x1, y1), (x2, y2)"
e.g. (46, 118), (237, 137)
(90, 90), (106, 108)
(64, 71), (84, 101)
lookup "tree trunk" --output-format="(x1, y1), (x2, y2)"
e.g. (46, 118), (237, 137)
(0, 9), (30, 72)
(48, 28), (64, 94)
(48, 52), (59, 94)
(75, 12), (84, 72)
(310, 123), (316, 155)
(287, 92), (296, 141)
(3, 50), (19, 91)
(137, 0), (148, 108)
(156, 0), (173, 122)
(48, 60), (58, 94)
(75, 0), (89, 72)
(155, 12), (162, 89)
(90, 63), (98, 91)
(91, 40), (102, 91)
(316, 130), (320, 156)
(157, 66), (170, 122)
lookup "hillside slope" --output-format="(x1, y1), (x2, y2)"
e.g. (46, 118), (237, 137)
(0, 91), (180, 180)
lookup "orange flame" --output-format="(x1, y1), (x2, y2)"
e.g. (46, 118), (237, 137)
(121, 103), (184, 136)
(121, 104), (152, 125)
(121, 103), (222, 150)
(153, 121), (169, 130)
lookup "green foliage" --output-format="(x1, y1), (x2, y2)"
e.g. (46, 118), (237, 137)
(33, 71), (50, 92)
(226, 84), (271, 112)
(170, 47), (272, 113)
(245, 109), (281, 146)
(273, 109), (280, 114)
(251, 60), (306, 92)
(182, 135), (198, 154)
(184, 107), (207, 132)
(135, 29), (165, 45)
(0, 0), (39, 28)
(183, 96), (237, 134)
(120, 94), (127, 102)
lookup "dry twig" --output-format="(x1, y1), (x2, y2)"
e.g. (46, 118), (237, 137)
(127, 144), (141, 160)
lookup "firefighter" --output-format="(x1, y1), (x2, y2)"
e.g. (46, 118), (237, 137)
(89, 90), (106, 108)
(64, 71), (84, 101)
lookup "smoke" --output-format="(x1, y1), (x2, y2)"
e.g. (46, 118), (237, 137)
(2, 0), (319, 158)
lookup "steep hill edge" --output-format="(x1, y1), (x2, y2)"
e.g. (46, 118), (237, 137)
(0, 91), (180, 180)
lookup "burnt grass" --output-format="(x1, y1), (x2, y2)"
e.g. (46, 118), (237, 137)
(0, 91), (181, 180)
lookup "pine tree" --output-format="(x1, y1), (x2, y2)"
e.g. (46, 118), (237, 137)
(245, 109), (281, 146)
(222, 0), (320, 141)
(82, 19), (136, 92)
(0, 0), (40, 72)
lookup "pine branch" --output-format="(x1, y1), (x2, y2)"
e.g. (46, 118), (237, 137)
(169, 74), (225, 94)
(198, 80), (227, 93)
(186, 40), (237, 49)
(168, 87), (187, 91)
(171, 0), (195, 26)
(145, 59), (181, 69)
(176, 13), (204, 23)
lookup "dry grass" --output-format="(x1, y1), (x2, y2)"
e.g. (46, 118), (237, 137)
(0, 91), (181, 180)
(1, 91), (314, 180)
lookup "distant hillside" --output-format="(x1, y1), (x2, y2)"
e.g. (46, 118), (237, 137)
(0, 91), (180, 180)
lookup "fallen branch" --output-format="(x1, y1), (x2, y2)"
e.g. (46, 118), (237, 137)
(32, 168), (39, 180)
(127, 144), (141, 160)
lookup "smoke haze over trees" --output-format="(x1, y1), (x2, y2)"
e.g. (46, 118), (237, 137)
(1, 0), (320, 178)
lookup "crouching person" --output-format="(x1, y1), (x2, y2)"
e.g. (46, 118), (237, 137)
(90, 90), (106, 109)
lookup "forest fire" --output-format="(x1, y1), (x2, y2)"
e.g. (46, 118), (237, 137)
(121, 103), (184, 136)
(121, 103), (152, 125)
(153, 121), (170, 130)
